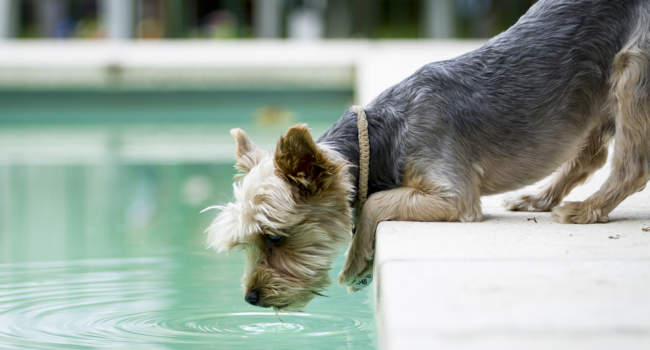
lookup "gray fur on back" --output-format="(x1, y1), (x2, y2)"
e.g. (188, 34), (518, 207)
(319, 0), (647, 198)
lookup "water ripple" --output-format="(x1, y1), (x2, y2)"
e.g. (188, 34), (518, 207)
(0, 257), (374, 349)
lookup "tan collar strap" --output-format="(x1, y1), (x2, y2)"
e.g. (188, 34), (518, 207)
(350, 105), (369, 206)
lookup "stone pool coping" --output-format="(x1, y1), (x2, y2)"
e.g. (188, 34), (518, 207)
(0, 39), (483, 103)
(374, 162), (650, 350)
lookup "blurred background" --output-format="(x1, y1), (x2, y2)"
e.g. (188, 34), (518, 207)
(2, 0), (535, 40)
(0, 0), (535, 263)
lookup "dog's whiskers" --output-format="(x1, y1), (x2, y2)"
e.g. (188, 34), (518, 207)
(273, 309), (286, 323)
(311, 290), (328, 297)
(199, 205), (223, 214)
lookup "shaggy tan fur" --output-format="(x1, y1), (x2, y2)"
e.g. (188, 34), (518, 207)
(553, 36), (650, 223)
(207, 126), (353, 310)
(206, 5), (649, 308)
(506, 120), (614, 212)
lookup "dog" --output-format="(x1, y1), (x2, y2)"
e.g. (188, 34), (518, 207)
(205, 0), (649, 311)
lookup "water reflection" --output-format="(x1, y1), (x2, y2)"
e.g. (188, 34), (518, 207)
(0, 254), (375, 350)
(0, 86), (374, 349)
(0, 161), (375, 349)
(0, 162), (233, 263)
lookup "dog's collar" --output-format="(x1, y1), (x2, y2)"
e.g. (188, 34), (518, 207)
(350, 105), (369, 207)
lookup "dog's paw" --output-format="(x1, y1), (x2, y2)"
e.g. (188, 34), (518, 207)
(552, 201), (608, 224)
(338, 259), (374, 292)
(504, 195), (555, 212)
(348, 264), (374, 292)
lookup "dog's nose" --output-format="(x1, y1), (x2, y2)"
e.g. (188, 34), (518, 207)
(245, 289), (260, 306)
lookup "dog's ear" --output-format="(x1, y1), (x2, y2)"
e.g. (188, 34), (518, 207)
(231, 128), (267, 174)
(274, 124), (340, 194)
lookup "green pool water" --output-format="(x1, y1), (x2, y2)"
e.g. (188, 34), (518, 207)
(0, 88), (376, 349)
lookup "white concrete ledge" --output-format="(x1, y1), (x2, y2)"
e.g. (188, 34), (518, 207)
(375, 168), (650, 350)
(0, 40), (484, 103)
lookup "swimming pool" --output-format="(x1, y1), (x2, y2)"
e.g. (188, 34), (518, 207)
(0, 88), (377, 349)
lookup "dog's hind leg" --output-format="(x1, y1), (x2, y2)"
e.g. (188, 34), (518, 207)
(338, 172), (481, 290)
(553, 43), (650, 224)
(506, 120), (614, 212)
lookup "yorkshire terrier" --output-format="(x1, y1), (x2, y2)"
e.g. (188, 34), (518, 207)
(205, 0), (649, 310)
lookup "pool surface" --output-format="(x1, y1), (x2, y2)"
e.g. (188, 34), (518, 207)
(0, 250), (375, 349)
(0, 88), (376, 349)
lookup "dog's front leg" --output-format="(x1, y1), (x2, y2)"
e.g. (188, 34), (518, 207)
(339, 185), (476, 291)
(339, 217), (375, 292)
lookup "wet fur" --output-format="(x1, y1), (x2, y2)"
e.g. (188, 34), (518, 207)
(207, 0), (650, 309)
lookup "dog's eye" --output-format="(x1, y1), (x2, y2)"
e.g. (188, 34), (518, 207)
(266, 234), (286, 245)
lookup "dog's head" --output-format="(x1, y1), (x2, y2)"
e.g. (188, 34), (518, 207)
(205, 125), (353, 311)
